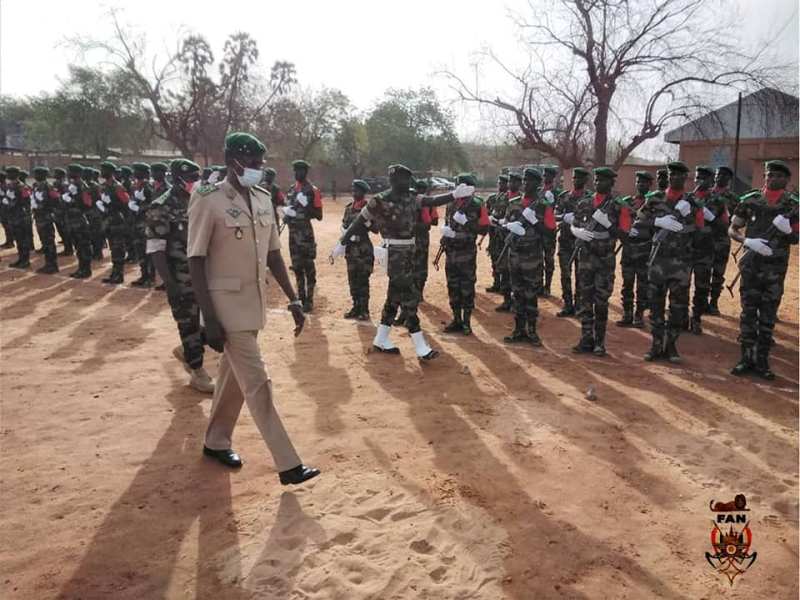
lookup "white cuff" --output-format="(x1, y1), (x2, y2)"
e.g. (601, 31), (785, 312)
(146, 239), (167, 254)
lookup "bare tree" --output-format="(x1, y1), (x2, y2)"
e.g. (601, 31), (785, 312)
(446, 0), (786, 169)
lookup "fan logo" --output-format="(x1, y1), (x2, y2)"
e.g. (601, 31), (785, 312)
(705, 494), (757, 586)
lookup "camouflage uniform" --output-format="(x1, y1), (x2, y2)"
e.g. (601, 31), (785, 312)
(283, 179), (322, 311)
(708, 187), (737, 311)
(413, 202), (437, 301)
(98, 166), (132, 284)
(0, 171), (13, 248)
(688, 183), (716, 333)
(51, 171), (73, 256)
(62, 166), (94, 278)
(489, 187), (514, 310)
(31, 168), (60, 272)
(539, 180), (560, 296)
(83, 169), (105, 260)
(485, 177), (508, 291)
(145, 185), (205, 369)
(617, 193), (650, 326)
(555, 187), (592, 315)
(2, 169), (33, 268)
(342, 195), (375, 318)
(129, 167), (156, 286)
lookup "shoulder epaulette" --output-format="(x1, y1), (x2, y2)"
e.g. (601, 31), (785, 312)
(739, 190), (761, 201)
(253, 184), (272, 197)
(789, 191), (799, 203)
(472, 195), (483, 205)
(557, 190), (569, 198)
(616, 195), (633, 205)
(152, 189), (171, 205)
(196, 182), (221, 197)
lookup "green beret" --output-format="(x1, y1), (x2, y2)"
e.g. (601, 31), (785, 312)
(593, 166), (617, 179)
(120, 166), (133, 176)
(694, 165), (714, 176)
(170, 158), (201, 175)
(414, 178), (429, 191)
(91, 168), (100, 176)
(498, 173), (509, 182)
(543, 165), (558, 176)
(635, 170), (654, 181)
(388, 164), (413, 177)
(572, 167), (590, 177)
(656, 168), (668, 177)
(508, 170), (523, 180)
(150, 162), (168, 173)
(456, 172), (477, 186)
(212, 165), (225, 172)
(67, 164), (84, 175)
(523, 167), (542, 180)
(264, 167), (277, 178)
(352, 179), (370, 193)
(291, 159), (310, 170)
(19, 169), (28, 178)
(225, 132), (266, 156)
(667, 161), (689, 173)
(33, 166), (50, 176)
(715, 166), (734, 176)
(4, 166), (20, 177)
(765, 159), (791, 176)
(99, 160), (117, 172)
(132, 162), (150, 174)
(53, 167), (66, 177)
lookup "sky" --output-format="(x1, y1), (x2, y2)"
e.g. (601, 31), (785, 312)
(0, 0), (798, 152)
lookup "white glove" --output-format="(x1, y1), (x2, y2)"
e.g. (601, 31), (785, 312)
(654, 215), (684, 232)
(592, 209), (611, 229)
(772, 214), (792, 234)
(440, 225), (456, 238)
(570, 225), (595, 242)
(453, 183), (475, 199)
(489, 215), (498, 225)
(101, 193), (111, 204)
(283, 206), (297, 218)
(504, 221), (526, 236)
(134, 189), (145, 201)
(208, 171), (219, 184)
(296, 193), (308, 207)
(5, 190), (14, 200)
(62, 193), (73, 203)
(563, 212), (575, 225)
(545, 190), (555, 203)
(96, 201), (106, 213)
(452, 211), (468, 225)
(702, 206), (715, 222)
(499, 218), (508, 226)
(30, 197), (39, 210)
(330, 242), (346, 259)
(675, 199), (691, 217)
(522, 207), (538, 225)
(68, 184), (78, 195)
(743, 237), (773, 256)
(1, 198), (8, 206)
(34, 191), (44, 202)
(629, 227), (640, 238)
(373, 245), (388, 269)
(128, 201), (140, 212)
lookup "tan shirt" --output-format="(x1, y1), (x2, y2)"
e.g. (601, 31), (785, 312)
(188, 179), (281, 332)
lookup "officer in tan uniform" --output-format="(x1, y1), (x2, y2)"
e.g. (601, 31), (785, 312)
(188, 132), (320, 486)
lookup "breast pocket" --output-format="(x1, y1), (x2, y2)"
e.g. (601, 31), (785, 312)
(224, 214), (248, 240)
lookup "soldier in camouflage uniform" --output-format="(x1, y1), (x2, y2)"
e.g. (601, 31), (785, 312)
(51, 167), (73, 256)
(729, 160), (798, 380)
(439, 173), (489, 335)
(539, 166), (560, 296)
(30, 166), (60, 273)
(62, 164), (94, 278)
(341, 179), (376, 320)
(96, 161), (132, 284)
(686, 165), (716, 334)
(82, 167), (105, 261)
(282, 159), (322, 313)
(150, 163), (170, 198)
(0, 168), (13, 249)
(145, 158), (214, 393)
(332, 164), (475, 360)
(656, 168), (668, 192)
(492, 172), (521, 312)
(263, 167), (285, 227)
(570, 167), (631, 356)
(634, 161), (703, 363)
(707, 166), (737, 315)
(130, 163), (156, 287)
(555, 167), (592, 318)
(485, 174), (509, 293)
(2, 166), (33, 268)
(119, 165), (138, 264)
(616, 171), (653, 328)
(501, 167), (557, 345)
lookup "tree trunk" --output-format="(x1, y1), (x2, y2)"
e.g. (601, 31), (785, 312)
(593, 97), (609, 167)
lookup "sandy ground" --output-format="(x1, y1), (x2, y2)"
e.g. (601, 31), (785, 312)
(1, 197), (797, 600)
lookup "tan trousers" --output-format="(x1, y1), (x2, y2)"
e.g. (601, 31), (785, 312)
(204, 331), (301, 472)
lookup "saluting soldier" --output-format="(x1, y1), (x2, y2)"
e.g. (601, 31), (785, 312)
(30, 166), (60, 273)
(282, 159), (323, 313)
(707, 166), (737, 315)
(554, 167), (592, 318)
(729, 160), (798, 380)
(2, 166), (33, 268)
(616, 171), (653, 328)
(341, 179), (377, 320)
(188, 132), (319, 485)
(97, 161), (132, 284)
(485, 174), (509, 293)
(62, 164), (95, 279)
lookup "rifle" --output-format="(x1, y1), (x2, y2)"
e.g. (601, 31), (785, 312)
(433, 242), (445, 271)
(567, 193), (617, 267)
(647, 185), (701, 269)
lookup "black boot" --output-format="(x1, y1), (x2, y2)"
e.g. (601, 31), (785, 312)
(72, 259), (92, 279)
(644, 334), (663, 361)
(356, 299), (370, 321)
(689, 315), (703, 335)
(303, 284), (314, 313)
(754, 347), (775, 380)
(593, 326), (607, 356)
(393, 310), (408, 326)
(102, 264), (124, 284)
(572, 334), (595, 354)
(616, 307), (633, 327)
(504, 317), (528, 343)
(664, 332), (681, 363)
(731, 345), (755, 376)
(11, 252), (30, 269)
(632, 308), (645, 329)
(443, 307), (463, 333)
(527, 320), (541, 347)
(37, 261), (59, 274)
(706, 296), (721, 316)
(495, 294), (512, 312)
(556, 298), (574, 318)
(462, 309), (473, 336)
(344, 303), (359, 319)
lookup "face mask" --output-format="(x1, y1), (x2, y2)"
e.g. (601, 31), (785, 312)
(235, 160), (262, 187)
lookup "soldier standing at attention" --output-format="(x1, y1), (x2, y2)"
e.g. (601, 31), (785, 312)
(570, 167), (630, 356)
(729, 160), (798, 379)
(485, 173), (509, 293)
(634, 161), (702, 363)
(341, 179), (376, 320)
(97, 161), (132, 285)
(687, 165), (716, 334)
(2, 166), (33, 269)
(554, 167), (592, 318)
(30, 166), (60, 273)
(492, 171), (522, 313)
(263, 167), (284, 226)
(62, 164), (94, 278)
(540, 166), (560, 296)
(501, 167), (556, 346)
(52, 167), (73, 256)
(146, 159), (214, 393)
(439, 173), (489, 335)
(151, 163), (170, 197)
(616, 171), (653, 328)
(119, 165), (138, 264)
(0, 168), (13, 249)
(656, 168), (668, 192)
(82, 167), (105, 261)
(331, 165), (476, 359)
(130, 163), (156, 287)
(707, 166), (737, 315)
(188, 133), (319, 485)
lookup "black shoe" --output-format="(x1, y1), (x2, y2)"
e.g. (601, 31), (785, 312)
(443, 319), (463, 333)
(664, 337), (681, 363)
(36, 264), (59, 274)
(644, 339), (662, 361)
(10, 260), (30, 269)
(572, 339), (594, 354)
(344, 306), (359, 319)
(731, 346), (755, 376)
(593, 344), (607, 357)
(74, 268), (92, 279)
(632, 312), (645, 329)
(462, 310), (473, 336)
(102, 270), (124, 284)
(504, 329), (528, 344)
(755, 354), (775, 381)
(203, 446), (243, 468)
(494, 299), (512, 313)
(527, 327), (542, 347)
(302, 300), (313, 313)
(556, 305), (574, 318)
(279, 464), (320, 485)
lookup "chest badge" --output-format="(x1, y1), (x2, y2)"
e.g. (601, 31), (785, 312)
(235, 226), (244, 240)
(226, 207), (242, 219)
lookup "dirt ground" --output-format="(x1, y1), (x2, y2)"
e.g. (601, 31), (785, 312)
(1, 197), (797, 600)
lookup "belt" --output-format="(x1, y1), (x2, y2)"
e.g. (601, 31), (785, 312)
(382, 238), (415, 247)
